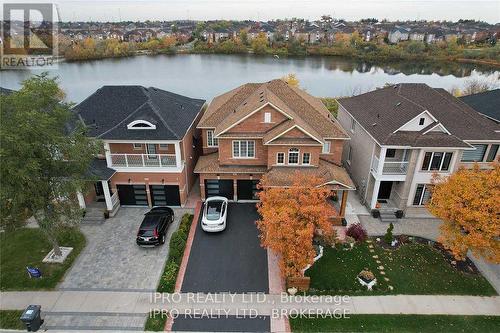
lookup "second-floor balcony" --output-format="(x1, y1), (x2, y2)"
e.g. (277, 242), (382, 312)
(371, 156), (409, 175)
(110, 153), (178, 168)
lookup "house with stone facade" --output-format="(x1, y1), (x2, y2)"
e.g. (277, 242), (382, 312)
(72, 85), (206, 215)
(194, 79), (355, 224)
(337, 83), (500, 219)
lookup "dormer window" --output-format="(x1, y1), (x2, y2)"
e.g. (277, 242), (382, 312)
(127, 120), (156, 130)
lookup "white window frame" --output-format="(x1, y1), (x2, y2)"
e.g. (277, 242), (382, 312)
(276, 152), (285, 165)
(322, 141), (331, 154)
(232, 140), (255, 158)
(264, 112), (272, 123)
(302, 152), (311, 165)
(288, 148), (299, 165)
(133, 143), (143, 150)
(350, 117), (356, 132)
(127, 120), (156, 130)
(413, 184), (432, 206)
(207, 130), (218, 147)
(421, 151), (453, 172)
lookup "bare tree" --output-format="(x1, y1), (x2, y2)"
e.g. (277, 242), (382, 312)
(461, 79), (495, 96)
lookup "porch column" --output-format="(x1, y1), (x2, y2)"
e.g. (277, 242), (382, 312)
(77, 191), (86, 209)
(101, 180), (113, 211)
(339, 190), (348, 217)
(377, 147), (386, 175)
(233, 179), (238, 201)
(174, 142), (182, 168)
(370, 180), (381, 210)
(104, 142), (112, 167)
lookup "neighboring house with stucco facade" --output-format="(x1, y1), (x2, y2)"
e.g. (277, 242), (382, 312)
(337, 83), (500, 219)
(72, 85), (206, 214)
(194, 79), (355, 224)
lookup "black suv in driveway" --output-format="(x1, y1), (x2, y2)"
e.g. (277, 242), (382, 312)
(136, 207), (174, 246)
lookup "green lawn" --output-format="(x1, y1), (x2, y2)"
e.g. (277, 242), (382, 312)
(144, 313), (169, 331)
(0, 227), (86, 290)
(0, 310), (24, 330)
(306, 240), (496, 296)
(290, 315), (500, 332)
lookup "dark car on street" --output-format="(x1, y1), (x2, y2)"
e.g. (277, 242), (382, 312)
(136, 207), (174, 246)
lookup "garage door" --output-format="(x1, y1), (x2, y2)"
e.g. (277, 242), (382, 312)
(149, 185), (181, 206)
(205, 179), (233, 199)
(117, 184), (148, 206)
(237, 180), (260, 200)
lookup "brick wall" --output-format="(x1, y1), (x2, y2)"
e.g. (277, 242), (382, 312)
(267, 145), (321, 167)
(320, 139), (343, 165)
(109, 143), (175, 154)
(226, 105), (288, 133)
(110, 171), (188, 206)
(218, 138), (268, 166)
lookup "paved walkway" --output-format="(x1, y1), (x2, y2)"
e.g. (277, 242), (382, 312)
(1, 291), (499, 316)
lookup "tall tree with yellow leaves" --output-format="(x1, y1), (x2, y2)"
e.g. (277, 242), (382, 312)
(428, 163), (500, 263)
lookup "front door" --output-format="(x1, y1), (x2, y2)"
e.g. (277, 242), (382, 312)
(377, 181), (393, 200)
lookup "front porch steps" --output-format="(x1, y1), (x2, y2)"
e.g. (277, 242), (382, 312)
(379, 210), (398, 223)
(82, 206), (105, 225)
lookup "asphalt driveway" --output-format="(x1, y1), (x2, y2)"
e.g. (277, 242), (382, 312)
(59, 207), (192, 291)
(181, 203), (269, 293)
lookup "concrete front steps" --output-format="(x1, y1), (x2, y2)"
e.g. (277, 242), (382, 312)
(82, 207), (105, 225)
(379, 210), (398, 223)
(42, 312), (146, 331)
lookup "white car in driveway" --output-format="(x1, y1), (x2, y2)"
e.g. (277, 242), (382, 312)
(201, 196), (228, 232)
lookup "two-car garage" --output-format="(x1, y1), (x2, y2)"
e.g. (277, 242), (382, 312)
(204, 179), (260, 201)
(117, 184), (181, 207)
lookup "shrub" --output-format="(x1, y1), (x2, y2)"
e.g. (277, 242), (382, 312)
(157, 261), (179, 293)
(346, 223), (368, 242)
(156, 214), (194, 293)
(384, 223), (394, 245)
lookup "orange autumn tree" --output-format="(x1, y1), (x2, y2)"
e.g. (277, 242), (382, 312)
(256, 172), (337, 278)
(428, 163), (500, 264)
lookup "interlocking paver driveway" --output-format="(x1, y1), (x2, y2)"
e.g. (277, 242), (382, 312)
(59, 207), (193, 291)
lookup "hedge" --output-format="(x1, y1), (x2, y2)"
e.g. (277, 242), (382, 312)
(157, 213), (194, 293)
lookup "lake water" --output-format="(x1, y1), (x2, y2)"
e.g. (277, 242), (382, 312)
(1, 54), (499, 103)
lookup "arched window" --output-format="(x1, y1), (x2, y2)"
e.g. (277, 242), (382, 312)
(288, 148), (299, 164)
(127, 120), (156, 130)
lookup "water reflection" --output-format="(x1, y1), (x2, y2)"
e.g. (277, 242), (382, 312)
(1, 54), (498, 102)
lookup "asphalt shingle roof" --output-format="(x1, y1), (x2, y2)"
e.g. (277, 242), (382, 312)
(199, 79), (348, 140)
(73, 86), (206, 140)
(338, 83), (500, 147)
(459, 89), (500, 123)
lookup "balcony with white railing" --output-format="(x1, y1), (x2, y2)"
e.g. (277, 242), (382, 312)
(371, 156), (409, 175)
(110, 154), (178, 168)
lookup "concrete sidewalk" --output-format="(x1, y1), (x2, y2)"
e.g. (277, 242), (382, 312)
(1, 291), (499, 316)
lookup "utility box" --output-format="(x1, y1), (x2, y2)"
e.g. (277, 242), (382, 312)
(20, 305), (42, 332)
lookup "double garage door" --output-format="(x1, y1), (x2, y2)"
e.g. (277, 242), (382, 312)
(117, 184), (180, 207)
(204, 179), (260, 200)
